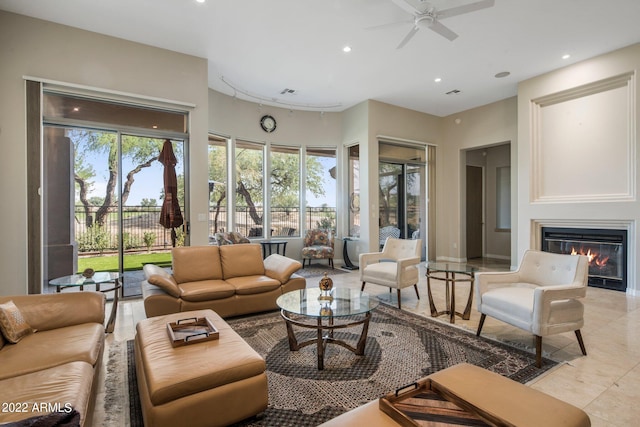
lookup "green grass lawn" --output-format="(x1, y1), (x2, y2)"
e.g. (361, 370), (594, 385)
(77, 252), (172, 272)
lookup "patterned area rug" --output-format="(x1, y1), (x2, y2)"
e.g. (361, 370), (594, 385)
(295, 264), (349, 278)
(119, 303), (556, 426)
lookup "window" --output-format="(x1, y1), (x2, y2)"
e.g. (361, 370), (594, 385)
(235, 140), (265, 237)
(306, 147), (336, 232)
(271, 145), (300, 237)
(348, 145), (360, 237)
(208, 135), (228, 235)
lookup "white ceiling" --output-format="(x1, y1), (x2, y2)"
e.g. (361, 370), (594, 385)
(2, 0), (640, 116)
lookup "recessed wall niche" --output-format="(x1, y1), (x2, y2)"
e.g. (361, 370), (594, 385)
(531, 72), (635, 202)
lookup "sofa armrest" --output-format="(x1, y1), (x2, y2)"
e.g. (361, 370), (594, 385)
(264, 254), (302, 283)
(0, 292), (105, 332)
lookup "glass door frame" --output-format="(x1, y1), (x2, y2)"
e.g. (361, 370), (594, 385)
(41, 122), (189, 293)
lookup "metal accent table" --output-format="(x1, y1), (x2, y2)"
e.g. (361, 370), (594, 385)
(425, 262), (478, 324)
(49, 272), (121, 333)
(276, 288), (379, 370)
(341, 237), (359, 270)
(259, 240), (288, 259)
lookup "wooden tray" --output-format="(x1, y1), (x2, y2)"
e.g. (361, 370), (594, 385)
(166, 317), (219, 347)
(379, 377), (496, 427)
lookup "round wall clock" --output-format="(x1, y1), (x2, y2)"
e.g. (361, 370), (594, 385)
(260, 115), (277, 133)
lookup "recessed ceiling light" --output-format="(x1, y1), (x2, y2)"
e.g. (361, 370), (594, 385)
(195, 0), (205, 3)
(494, 71), (510, 78)
(343, 46), (352, 53)
(562, 54), (571, 60)
(434, 77), (442, 83)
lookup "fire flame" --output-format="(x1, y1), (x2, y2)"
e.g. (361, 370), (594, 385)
(570, 247), (609, 268)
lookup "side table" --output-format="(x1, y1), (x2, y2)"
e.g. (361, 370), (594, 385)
(259, 240), (288, 259)
(341, 237), (359, 270)
(425, 262), (477, 324)
(49, 272), (121, 333)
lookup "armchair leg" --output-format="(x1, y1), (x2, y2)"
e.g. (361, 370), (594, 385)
(535, 335), (542, 368)
(476, 314), (486, 336)
(413, 284), (420, 299)
(329, 258), (334, 269)
(575, 330), (587, 356)
(361, 281), (366, 292)
(397, 289), (402, 310)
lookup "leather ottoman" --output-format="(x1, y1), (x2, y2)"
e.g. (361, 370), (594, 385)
(320, 363), (590, 427)
(134, 309), (267, 427)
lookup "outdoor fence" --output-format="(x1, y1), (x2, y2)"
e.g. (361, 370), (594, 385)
(74, 205), (336, 254)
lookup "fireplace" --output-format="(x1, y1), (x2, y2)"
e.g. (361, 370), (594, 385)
(541, 227), (627, 292)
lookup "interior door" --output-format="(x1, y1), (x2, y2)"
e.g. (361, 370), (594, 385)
(466, 165), (483, 259)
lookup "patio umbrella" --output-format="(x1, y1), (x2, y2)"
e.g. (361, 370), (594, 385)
(159, 139), (183, 247)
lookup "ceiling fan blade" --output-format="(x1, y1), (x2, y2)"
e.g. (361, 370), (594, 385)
(365, 19), (413, 31)
(438, 0), (495, 19)
(428, 20), (458, 41)
(397, 25), (420, 49)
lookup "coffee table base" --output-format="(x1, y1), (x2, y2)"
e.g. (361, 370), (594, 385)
(426, 270), (474, 324)
(280, 310), (372, 370)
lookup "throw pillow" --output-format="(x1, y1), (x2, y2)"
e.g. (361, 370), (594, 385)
(0, 300), (36, 343)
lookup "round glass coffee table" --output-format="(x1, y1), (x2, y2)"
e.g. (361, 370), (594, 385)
(276, 288), (379, 370)
(49, 272), (121, 333)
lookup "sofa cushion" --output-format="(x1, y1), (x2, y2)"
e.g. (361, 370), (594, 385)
(136, 309), (266, 406)
(0, 323), (104, 380)
(0, 361), (93, 425)
(264, 254), (302, 284)
(0, 300), (36, 343)
(220, 244), (265, 279)
(172, 246), (223, 283)
(179, 280), (236, 302)
(225, 276), (282, 295)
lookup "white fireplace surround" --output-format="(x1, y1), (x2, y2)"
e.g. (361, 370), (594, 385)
(532, 219), (636, 295)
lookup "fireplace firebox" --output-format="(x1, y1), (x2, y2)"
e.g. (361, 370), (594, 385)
(541, 227), (627, 292)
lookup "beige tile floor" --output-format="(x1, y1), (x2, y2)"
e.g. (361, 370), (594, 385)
(102, 260), (640, 426)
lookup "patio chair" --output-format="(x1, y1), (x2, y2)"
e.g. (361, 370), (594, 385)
(379, 225), (400, 248)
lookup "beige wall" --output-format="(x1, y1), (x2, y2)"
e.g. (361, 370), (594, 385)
(517, 43), (640, 295)
(441, 97), (518, 263)
(0, 11), (209, 295)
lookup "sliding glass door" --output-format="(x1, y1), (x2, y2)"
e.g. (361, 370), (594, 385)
(379, 141), (428, 259)
(42, 92), (188, 295)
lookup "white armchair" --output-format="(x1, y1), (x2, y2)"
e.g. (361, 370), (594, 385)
(359, 238), (422, 309)
(475, 250), (589, 368)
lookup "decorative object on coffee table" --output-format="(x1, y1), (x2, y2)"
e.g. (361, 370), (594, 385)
(82, 268), (95, 278)
(318, 272), (334, 300)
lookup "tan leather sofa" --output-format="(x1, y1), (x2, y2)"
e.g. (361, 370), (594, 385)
(142, 244), (305, 318)
(0, 292), (106, 426)
(320, 363), (590, 427)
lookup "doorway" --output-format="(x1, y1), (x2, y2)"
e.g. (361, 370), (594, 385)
(41, 92), (188, 296)
(466, 165), (484, 259)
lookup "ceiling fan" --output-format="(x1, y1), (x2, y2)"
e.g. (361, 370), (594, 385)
(386, 0), (495, 48)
